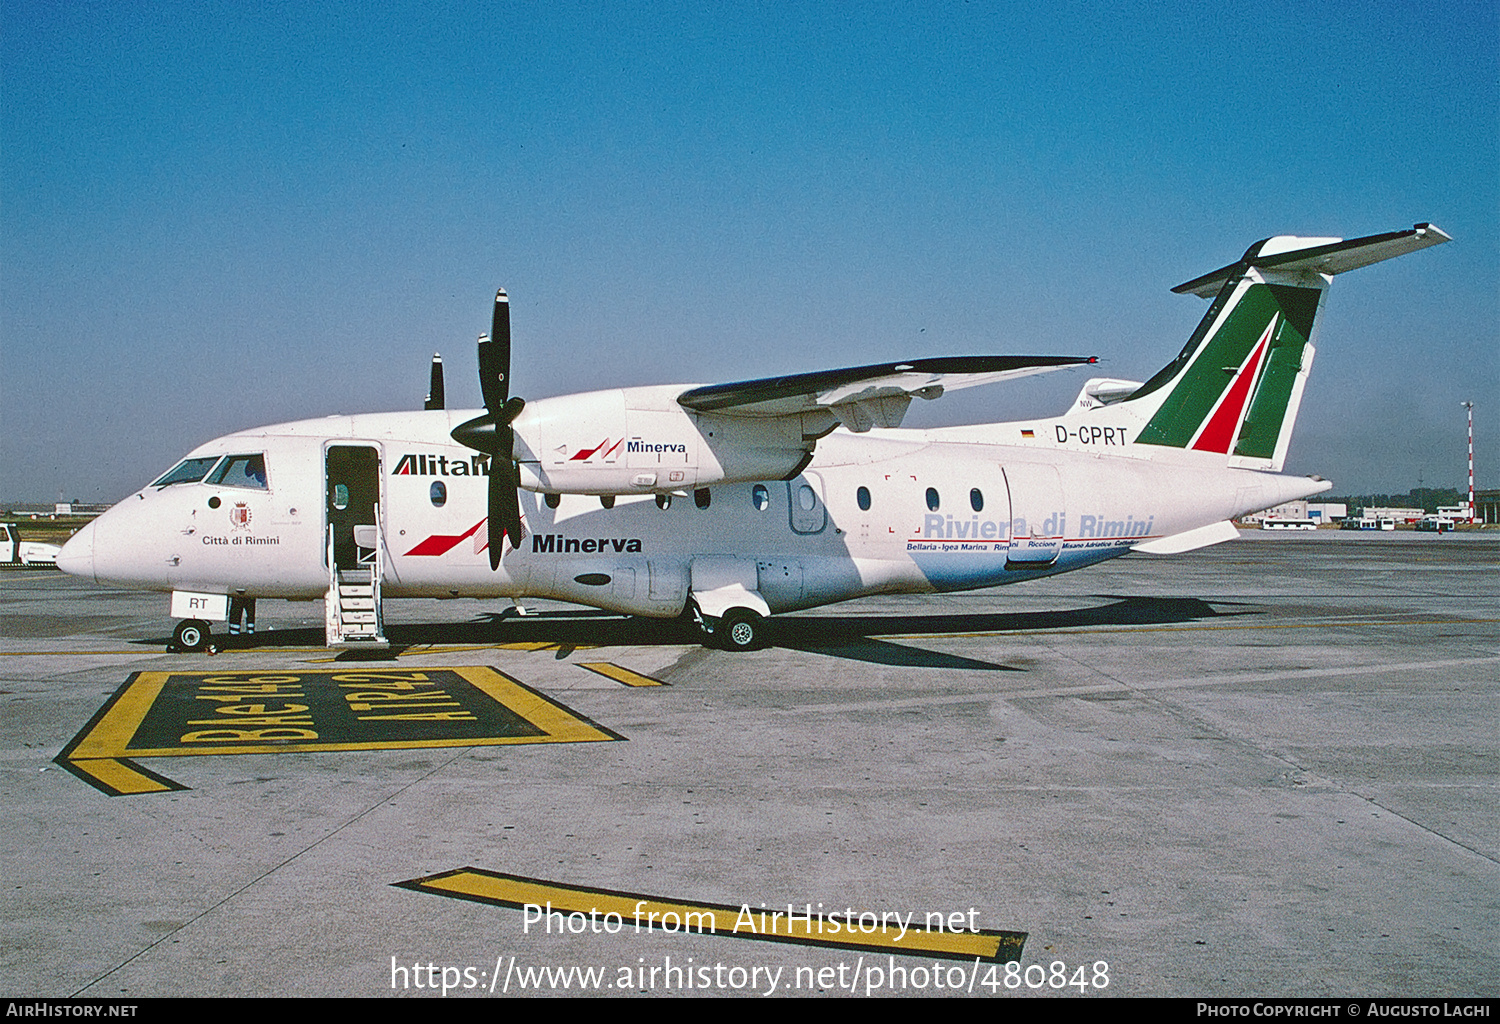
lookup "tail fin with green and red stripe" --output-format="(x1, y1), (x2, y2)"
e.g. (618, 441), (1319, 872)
(1122, 224), (1449, 471)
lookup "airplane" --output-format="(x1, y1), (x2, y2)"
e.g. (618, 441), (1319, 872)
(56, 224), (1450, 652)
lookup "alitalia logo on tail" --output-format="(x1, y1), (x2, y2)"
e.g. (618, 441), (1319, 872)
(1133, 280), (1322, 467)
(1188, 314), (1277, 454)
(1111, 227), (1458, 472)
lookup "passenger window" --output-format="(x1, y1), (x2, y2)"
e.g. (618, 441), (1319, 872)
(798, 485), (817, 511)
(332, 484), (350, 510)
(430, 481), (447, 507)
(153, 456), (221, 488)
(207, 454), (268, 490)
(926, 487), (940, 511)
(970, 488), (984, 512)
(857, 486), (871, 511)
(752, 484), (770, 511)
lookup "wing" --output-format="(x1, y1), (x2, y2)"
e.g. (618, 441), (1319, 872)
(677, 355), (1096, 432)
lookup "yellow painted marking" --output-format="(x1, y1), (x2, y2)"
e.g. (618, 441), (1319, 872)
(64, 758), (177, 796)
(69, 674), (168, 760)
(399, 644), (519, 656)
(402, 869), (1025, 963)
(458, 667), (618, 744)
(66, 667), (619, 760)
(577, 662), (665, 687)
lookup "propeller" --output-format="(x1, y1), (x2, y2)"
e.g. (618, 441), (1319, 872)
(451, 290), (526, 569)
(424, 353), (444, 411)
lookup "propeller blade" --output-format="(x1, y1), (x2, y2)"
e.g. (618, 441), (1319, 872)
(477, 336), (503, 413)
(492, 287), (511, 359)
(487, 432), (523, 569)
(477, 289), (510, 412)
(424, 353), (445, 411)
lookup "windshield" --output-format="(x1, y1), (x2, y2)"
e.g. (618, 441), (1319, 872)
(206, 453), (268, 489)
(152, 456), (222, 488)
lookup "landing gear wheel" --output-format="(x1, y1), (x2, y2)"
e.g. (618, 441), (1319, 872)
(172, 619), (210, 652)
(717, 608), (766, 651)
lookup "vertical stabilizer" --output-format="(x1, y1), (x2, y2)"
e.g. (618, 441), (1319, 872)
(1123, 224), (1449, 471)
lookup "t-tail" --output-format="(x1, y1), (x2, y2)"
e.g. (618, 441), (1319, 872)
(1118, 224), (1449, 471)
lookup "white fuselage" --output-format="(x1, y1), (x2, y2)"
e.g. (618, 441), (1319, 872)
(59, 406), (1327, 617)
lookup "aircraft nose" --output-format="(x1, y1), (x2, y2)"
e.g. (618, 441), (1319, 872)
(56, 520), (96, 581)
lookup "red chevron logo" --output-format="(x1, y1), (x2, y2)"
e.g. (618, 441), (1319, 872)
(569, 438), (623, 461)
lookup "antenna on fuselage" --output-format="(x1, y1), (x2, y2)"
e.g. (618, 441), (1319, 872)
(424, 353), (445, 411)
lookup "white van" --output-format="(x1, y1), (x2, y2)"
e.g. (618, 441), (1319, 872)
(0, 523), (62, 566)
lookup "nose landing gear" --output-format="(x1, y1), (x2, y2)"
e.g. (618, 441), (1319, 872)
(171, 619), (211, 652)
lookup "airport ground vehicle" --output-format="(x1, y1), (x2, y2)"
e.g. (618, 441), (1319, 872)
(1261, 518), (1318, 531)
(0, 523), (61, 566)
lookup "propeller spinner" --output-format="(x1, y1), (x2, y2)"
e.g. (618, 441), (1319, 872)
(451, 290), (526, 569)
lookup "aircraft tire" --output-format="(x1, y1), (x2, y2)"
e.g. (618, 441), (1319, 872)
(717, 608), (766, 651)
(173, 619), (210, 652)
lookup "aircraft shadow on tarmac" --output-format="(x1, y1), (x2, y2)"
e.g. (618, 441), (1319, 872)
(131, 595), (1247, 671)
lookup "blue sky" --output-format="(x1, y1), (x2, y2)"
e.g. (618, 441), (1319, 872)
(4, 1), (1496, 502)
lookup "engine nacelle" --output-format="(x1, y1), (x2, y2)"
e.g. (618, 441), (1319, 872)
(512, 385), (815, 494)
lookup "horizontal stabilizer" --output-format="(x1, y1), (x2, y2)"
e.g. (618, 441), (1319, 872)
(1131, 519), (1240, 555)
(1173, 223), (1451, 298)
(678, 355), (1096, 420)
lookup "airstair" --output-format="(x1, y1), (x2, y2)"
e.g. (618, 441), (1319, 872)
(325, 511), (388, 648)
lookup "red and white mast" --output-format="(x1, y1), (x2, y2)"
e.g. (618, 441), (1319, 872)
(1461, 401), (1475, 522)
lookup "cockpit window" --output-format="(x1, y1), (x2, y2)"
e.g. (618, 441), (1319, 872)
(206, 453), (269, 490)
(152, 456), (222, 488)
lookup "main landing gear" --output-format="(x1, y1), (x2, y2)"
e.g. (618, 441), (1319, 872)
(693, 605), (769, 651)
(717, 608), (766, 651)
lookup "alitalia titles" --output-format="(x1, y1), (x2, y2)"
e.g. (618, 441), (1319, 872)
(393, 453), (490, 476)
